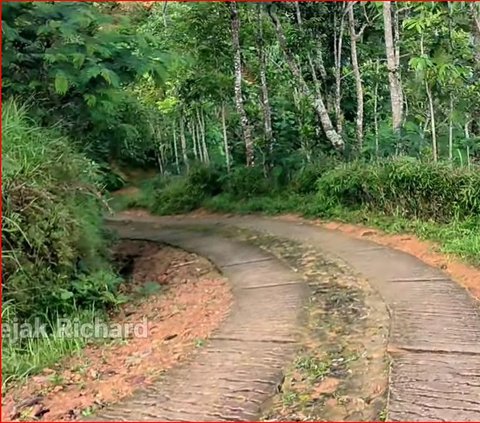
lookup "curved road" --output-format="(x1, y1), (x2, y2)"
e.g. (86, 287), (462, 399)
(91, 214), (480, 422)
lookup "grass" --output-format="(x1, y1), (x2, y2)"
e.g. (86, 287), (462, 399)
(294, 355), (332, 382)
(1, 302), (105, 391)
(2, 101), (125, 390)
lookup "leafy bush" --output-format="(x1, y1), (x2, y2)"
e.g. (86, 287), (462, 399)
(187, 164), (223, 196)
(151, 178), (205, 215)
(148, 165), (222, 215)
(290, 159), (338, 194)
(316, 158), (480, 222)
(2, 101), (120, 320)
(2, 2), (166, 167)
(223, 166), (270, 198)
(100, 165), (126, 191)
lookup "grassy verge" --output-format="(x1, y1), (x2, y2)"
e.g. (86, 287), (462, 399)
(1, 304), (103, 390)
(2, 101), (124, 389)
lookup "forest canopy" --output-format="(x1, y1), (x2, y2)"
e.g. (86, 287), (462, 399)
(3, 1), (480, 172)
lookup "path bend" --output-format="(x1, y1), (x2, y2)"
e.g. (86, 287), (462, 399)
(88, 222), (309, 422)
(97, 214), (480, 422)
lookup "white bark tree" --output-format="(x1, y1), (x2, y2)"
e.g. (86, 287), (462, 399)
(230, 1), (254, 166)
(269, 6), (344, 150)
(383, 1), (404, 136)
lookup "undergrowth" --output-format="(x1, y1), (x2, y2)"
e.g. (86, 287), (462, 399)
(2, 101), (124, 386)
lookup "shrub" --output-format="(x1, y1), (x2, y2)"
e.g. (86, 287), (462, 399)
(100, 165), (126, 191)
(290, 159), (337, 194)
(223, 166), (270, 198)
(151, 178), (205, 215)
(2, 101), (120, 320)
(187, 164), (223, 196)
(316, 158), (480, 222)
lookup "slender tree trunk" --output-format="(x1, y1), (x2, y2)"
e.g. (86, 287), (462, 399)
(425, 82), (437, 162)
(196, 119), (204, 163)
(269, 7), (344, 149)
(383, 1), (404, 136)
(172, 123), (180, 174)
(221, 103), (231, 172)
(471, 3), (480, 67)
(333, 8), (345, 135)
(189, 120), (200, 162)
(179, 116), (189, 172)
(154, 127), (164, 175)
(421, 110), (430, 154)
(230, 1), (254, 167)
(257, 5), (274, 155)
(348, 4), (364, 151)
(162, 0), (168, 27)
(198, 109), (209, 165)
(373, 77), (379, 157)
(158, 145), (165, 175)
(465, 118), (471, 140)
(449, 95), (454, 162)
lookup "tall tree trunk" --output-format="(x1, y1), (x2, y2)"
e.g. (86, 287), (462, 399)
(158, 145), (165, 176)
(198, 109), (209, 165)
(269, 7), (344, 149)
(383, 1), (404, 137)
(221, 103), (231, 172)
(348, 4), (365, 151)
(179, 116), (189, 172)
(257, 5), (274, 156)
(465, 118), (471, 140)
(162, 1), (168, 27)
(425, 82), (437, 162)
(449, 95), (454, 162)
(189, 120), (200, 162)
(230, 1), (254, 167)
(472, 3), (480, 67)
(333, 7), (345, 135)
(172, 122), (180, 174)
(196, 119), (204, 163)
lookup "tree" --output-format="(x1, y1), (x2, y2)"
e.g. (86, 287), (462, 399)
(257, 5), (274, 158)
(2, 2), (166, 165)
(348, 3), (367, 150)
(383, 1), (404, 137)
(268, 5), (344, 150)
(230, 1), (254, 167)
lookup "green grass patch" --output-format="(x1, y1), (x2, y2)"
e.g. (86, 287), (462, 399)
(1, 302), (104, 390)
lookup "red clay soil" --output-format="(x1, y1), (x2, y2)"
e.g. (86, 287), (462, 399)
(2, 241), (232, 422)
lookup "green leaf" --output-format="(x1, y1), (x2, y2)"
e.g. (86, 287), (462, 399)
(59, 289), (74, 300)
(54, 72), (69, 95)
(72, 53), (86, 69)
(100, 68), (120, 87)
(83, 94), (97, 107)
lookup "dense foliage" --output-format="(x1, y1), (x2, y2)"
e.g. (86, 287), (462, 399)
(2, 102), (122, 320)
(4, 2), (480, 172)
(2, 2), (166, 168)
